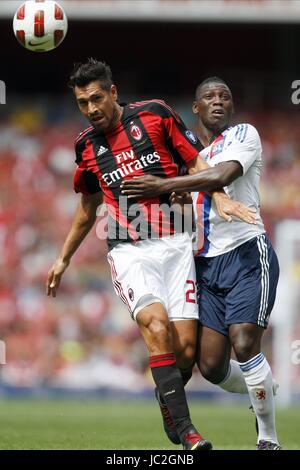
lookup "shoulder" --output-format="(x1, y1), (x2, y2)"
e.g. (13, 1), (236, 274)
(128, 99), (178, 119)
(74, 125), (94, 146)
(228, 123), (261, 144)
(74, 126), (94, 163)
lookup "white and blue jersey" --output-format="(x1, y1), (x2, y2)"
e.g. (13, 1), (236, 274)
(192, 123), (265, 257)
(193, 123), (280, 333)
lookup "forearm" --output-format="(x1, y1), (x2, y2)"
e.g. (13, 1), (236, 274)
(120, 156), (241, 198)
(162, 156), (241, 194)
(58, 197), (99, 262)
(162, 168), (225, 194)
(58, 218), (96, 263)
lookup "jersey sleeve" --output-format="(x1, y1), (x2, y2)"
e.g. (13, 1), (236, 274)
(216, 124), (262, 174)
(159, 101), (203, 163)
(73, 164), (101, 195)
(73, 138), (101, 195)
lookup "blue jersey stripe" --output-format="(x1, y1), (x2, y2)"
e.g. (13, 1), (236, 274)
(237, 124), (244, 142)
(200, 194), (212, 256)
(235, 125), (241, 139)
(240, 124), (248, 143)
(234, 123), (249, 143)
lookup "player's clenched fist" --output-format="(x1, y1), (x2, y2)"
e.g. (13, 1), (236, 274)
(46, 259), (70, 297)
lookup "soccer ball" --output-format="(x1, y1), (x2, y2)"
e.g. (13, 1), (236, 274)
(13, 0), (68, 52)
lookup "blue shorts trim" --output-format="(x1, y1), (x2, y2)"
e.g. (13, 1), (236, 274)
(195, 235), (280, 336)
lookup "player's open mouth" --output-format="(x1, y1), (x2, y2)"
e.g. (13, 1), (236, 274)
(211, 109), (225, 116)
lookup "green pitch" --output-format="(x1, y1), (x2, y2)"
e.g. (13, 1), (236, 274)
(0, 398), (299, 450)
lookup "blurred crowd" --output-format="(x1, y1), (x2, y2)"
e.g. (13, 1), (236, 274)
(0, 100), (300, 392)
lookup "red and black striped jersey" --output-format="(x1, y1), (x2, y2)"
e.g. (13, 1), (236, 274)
(73, 99), (202, 250)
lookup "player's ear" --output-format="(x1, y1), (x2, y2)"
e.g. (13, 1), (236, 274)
(110, 84), (118, 101)
(192, 101), (199, 114)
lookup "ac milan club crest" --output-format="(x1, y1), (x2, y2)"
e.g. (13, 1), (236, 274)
(128, 288), (134, 301)
(130, 123), (143, 141)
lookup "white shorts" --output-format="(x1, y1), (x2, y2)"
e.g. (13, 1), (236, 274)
(107, 232), (198, 321)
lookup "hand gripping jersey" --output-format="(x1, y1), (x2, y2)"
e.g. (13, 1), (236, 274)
(193, 123), (265, 257)
(73, 99), (202, 251)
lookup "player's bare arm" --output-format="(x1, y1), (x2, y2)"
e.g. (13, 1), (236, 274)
(121, 157), (256, 224)
(184, 156), (256, 224)
(121, 157), (241, 195)
(187, 156), (257, 224)
(46, 192), (102, 297)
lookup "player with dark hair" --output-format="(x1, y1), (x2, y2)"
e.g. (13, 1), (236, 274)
(68, 58), (114, 90)
(121, 77), (281, 450)
(46, 61), (256, 450)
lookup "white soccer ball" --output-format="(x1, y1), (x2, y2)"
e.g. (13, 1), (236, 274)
(13, 0), (68, 52)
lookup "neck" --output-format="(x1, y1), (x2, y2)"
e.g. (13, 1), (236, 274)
(112, 103), (123, 127)
(196, 119), (225, 147)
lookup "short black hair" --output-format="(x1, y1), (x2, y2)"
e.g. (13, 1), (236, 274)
(68, 58), (113, 90)
(195, 76), (230, 99)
